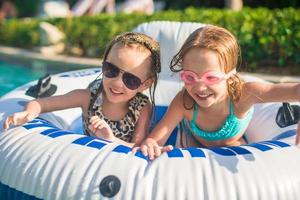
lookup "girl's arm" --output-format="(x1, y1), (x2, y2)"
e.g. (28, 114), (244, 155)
(148, 93), (185, 145)
(131, 101), (152, 146)
(140, 92), (185, 159)
(242, 82), (300, 107)
(242, 82), (300, 145)
(3, 89), (90, 130)
(30, 89), (91, 113)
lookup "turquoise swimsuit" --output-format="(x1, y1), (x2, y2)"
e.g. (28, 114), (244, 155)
(181, 100), (254, 141)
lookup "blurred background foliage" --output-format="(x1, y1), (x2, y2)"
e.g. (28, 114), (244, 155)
(0, 1), (299, 73)
(163, 0), (300, 9)
(8, 0), (300, 17)
(10, 0), (40, 17)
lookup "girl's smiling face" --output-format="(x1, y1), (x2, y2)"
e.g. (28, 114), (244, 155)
(103, 44), (152, 104)
(181, 48), (229, 108)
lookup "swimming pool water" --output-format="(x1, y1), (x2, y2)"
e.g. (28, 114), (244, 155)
(0, 60), (70, 97)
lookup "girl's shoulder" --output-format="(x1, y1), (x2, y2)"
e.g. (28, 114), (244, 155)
(242, 81), (269, 92)
(129, 92), (149, 111)
(175, 89), (193, 107)
(128, 93), (150, 122)
(234, 82), (263, 113)
(167, 89), (192, 115)
(240, 82), (268, 102)
(135, 92), (149, 100)
(87, 79), (102, 94)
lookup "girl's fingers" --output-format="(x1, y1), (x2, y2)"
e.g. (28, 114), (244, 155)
(131, 146), (139, 153)
(90, 118), (109, 130)
(147, 145), (155, 160)
(12, 114), (23, 125)
(3, 117), (11, 131)
(134, 145), (173, 160)
(140, 145), (148, 156)
(3, 115), (20, 131)
(153, 146), (162, 157)
(93, 120), (103, 129)
(90, 118), (100, 125)
(88, 124), (96, 132)
(90, 115), (98, 121)
(91, 120), (105, 129)
(12, 112), (29, 125)
(90, 116), (102, 124)
(161, 145), (173, 152)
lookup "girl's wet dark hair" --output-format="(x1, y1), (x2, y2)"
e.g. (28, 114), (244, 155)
(103, 32), (161, 121)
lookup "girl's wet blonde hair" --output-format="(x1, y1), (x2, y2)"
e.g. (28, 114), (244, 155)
(170, 25), (244, 103)
(103, 32), (161, 119)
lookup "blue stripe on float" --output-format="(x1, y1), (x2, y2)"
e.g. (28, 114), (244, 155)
(183, 147), (206, 157)
(134, 151), (149, 161)
(48, 131), (76, 138)
(112, 145), (131, 154)
(262, 140), (290, 148)
(94, 138), (112, 143)
(225, 146), (252, 155)
(209, 147), (236, 156)
(23, 119), (292, 161)
(247, 143), (272, 151)
(86, 141), (106, 150)
(26, 121), (43, 125)
(40, 128), (60, 136)
(31, 118), (50, 124)
(167, 148), (184, 157)
(0, 181), (42, 200)
(72, 137), (95, 145)
(272, 129), (296, 140)
(23, 123), (56, 130)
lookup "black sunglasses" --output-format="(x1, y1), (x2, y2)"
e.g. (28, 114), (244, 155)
(102, 61), (146, 90)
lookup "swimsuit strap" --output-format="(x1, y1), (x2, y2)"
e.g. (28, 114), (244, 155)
(192, 100), (233, 123)
(189, 99), (254, 141)
(192, 104), (199, 124)
(229, 100), (234, 115)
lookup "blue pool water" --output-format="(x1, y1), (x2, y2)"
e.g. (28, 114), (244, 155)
(0, 60), (72, 97)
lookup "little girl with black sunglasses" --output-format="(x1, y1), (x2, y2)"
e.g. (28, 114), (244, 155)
(3, 32), (161, 147)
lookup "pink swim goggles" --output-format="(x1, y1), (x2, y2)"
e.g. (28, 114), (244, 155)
(179, 69), (236, 85)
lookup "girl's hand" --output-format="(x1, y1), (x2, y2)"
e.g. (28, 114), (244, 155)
(3, 111), (35, 131)
(135, 138), (173, 160)
(89, 116), (115, 141)
(296, 121), (300, 146)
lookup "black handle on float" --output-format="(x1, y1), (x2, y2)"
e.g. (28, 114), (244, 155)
(25, 74), (57, 98)
(276, 102), (300, 128)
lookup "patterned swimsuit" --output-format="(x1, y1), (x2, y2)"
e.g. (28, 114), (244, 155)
(82, 79), (149, 142)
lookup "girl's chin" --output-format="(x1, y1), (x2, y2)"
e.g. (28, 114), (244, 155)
(106, 94), (124, 103)
(194, 95), (215, 107)
(105, 91), (133, 104)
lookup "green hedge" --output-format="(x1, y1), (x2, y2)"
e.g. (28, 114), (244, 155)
(0, 7), (299, 70)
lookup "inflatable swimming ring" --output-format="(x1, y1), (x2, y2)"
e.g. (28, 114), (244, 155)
(0, 67), (299, 200)
(1, 21), (300, 200)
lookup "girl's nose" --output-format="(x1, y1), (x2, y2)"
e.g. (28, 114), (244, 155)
(194, 81), (208, 90)
(112, 72), (125, 87)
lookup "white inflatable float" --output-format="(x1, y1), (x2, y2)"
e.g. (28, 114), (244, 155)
(1, 21), (300, 200)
